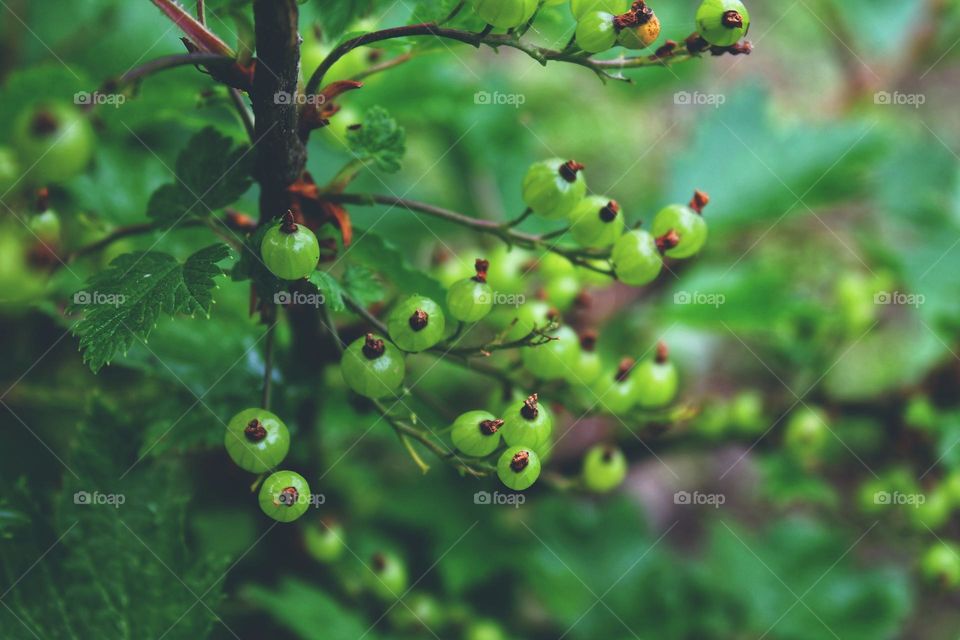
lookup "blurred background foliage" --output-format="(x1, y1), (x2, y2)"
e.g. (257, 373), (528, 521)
(2, 0), (960, 638)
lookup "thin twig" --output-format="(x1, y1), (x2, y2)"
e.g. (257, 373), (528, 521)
(228, 87), (255, 139)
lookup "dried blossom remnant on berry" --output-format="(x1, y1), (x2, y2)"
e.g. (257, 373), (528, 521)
(279, 209), (299, 233)
(602, 446), (618, 463)
(655, 340), (669, 364)
(409, 309), (429, 331)
(479, 418), (504, 435)
(510, 449), (531, 472)
(520, 394), (540, 420)
(656, 229), (680, 253)
(278, 486), (299, 507)
(580, 330), (598, 352)
(616, 357), (635, 382)
(244, 418), (267, 442)
(362, 333), (386, 359)
(372, 552), (387, 572)
(31, 110), (58, 135)
(689, 189), (710, 214)
(473, 258), (490, 283)
(721, 9), (744, 29)
(558, 160), (585, 183)
(600, 200), (620, 222)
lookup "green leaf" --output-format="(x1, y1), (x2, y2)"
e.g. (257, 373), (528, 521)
(309, 270), (347, 312)
(343, 264), (383, 306)
(347, 106), (406, 173)
(70, 244), (231, 372)
(241, 578), (377, 640)
(348, 229), (446, 303)
(146, 126), (253, 226)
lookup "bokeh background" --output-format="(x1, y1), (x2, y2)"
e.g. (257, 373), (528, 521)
(2, 0), (960, 638)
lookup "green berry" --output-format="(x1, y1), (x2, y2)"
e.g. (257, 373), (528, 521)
(29, 210), (61, 245)
(784, 406), (829, 457)
(611, 230), (663, 286)
(592, 358), (639, 414)
(904, 394), (938, 432)
(910, 487), (951, 531)
(633, 343), (679, 408)
(921, 542), (960, 588)
(942, 471), (960, 505)
(475, 0), (539, 29)
(575, 12), (617, 53)
(366, 551), (408, 600)
(651, 198), (708, 259)
(728, 390), (765, 434)
(522, 324), (580, 380)
(497, 446), (542, 491)
(451, 410), (504, 457)
(502, 299), (551, 341)
(304, 519), (346, 563)
(388, 295), (446, 352)
(258, 470), (311, 522)
(465, 619), (507, 640)
(543, 274), (581, 311)
(12, 102), (94, 185)
(570, 196), (625, 249)
(500, 393), (553, 449)
(522, 159), (587, 220)
(447, 259), (494, 322)
(0, 146), (21, 195)
(567, 331), (602, 384)
(696, 0), (750, 47)
(224, 408), (291, 473)
(571, 0), (628, 19)
(485, 245), (531, 295)
(537, 253), (576, 280)
(260, 212), (320, 280)
(389, 592), (444, 631)
(582, 444), (628, 492)
(340, 333), (406, 398)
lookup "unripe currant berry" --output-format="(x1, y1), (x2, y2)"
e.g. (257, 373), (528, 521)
(910, 487), (952, 531)
(475, 0), (540, 29)
(0, 146), (20, 195)
(389, 592), (445, 632)
(571, 0), (628, 20)
(451, 410), (504, 457)
(497, 446), (542, 491)
(500, 393), (553, 449)
(446, 259), (494, 322)
(615, 3), (661, 50)
(387, 295), (446, 352)
(522, 324), (581, 380)
(728, 389), (765, 434)
(366, 551), (409, 600)
(258, 470), (311, 522)
(568, 330), (603, 385)
(224, 408), (291, 472)
(465, 619), (507, 640)
(783, 406), (829, 457)
(576, 11), (617, 53)
(543, 274), (581, 311)
(537, 253), (576, 280)
(13, 102), (94, 185)
(696, 0), (750, 47)
(340, 333), (406, 398)
(485, 245), (532, 295)
(921, 542), (960, 588)
(260, 211), (321, 280)
(522, 159), (587, 220)
(595, 357), (642, 414)
(582, 444), (628, 492)
(502, 299), (551, 341)
(29, 210), (62, 246)
(570, 196), (625, 249)
(611, 229), (664, 286)
(303, 519), (346, 563)
(632, 342), (679, 408)
(651, 191), (709, 259)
